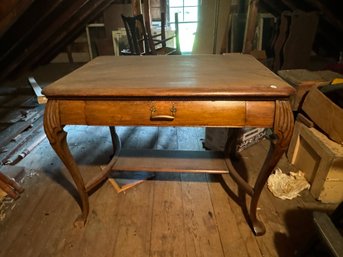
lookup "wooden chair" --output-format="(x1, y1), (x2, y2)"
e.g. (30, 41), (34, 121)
(121, 12), (180, 55)
(121, 14), (150, 55)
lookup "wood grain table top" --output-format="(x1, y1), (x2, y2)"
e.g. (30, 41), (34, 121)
(42, 54), (295, 99)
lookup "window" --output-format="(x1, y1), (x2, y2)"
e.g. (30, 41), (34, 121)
(168, 0), (199, 53)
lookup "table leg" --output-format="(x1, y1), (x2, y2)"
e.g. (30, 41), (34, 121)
(250, 100), (294, 235)
(109, 126), (121, 155)
(225, 128), (242, 161)
(44, 100), (89, 228)
(84, 127), (121, 192)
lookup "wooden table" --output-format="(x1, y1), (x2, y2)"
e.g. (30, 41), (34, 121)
(42, 54), (295, 236)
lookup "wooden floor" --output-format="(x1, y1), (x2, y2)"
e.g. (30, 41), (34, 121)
(0, 125), (337, 257)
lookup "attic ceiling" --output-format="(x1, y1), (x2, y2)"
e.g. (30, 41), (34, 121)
(259, 0), (343, 58)
(0, 0), (115, 82)
(0, 0), (342, 82)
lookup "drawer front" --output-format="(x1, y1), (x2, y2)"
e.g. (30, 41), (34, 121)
(59, 100), (274, 127)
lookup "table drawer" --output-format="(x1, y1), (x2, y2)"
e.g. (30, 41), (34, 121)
(59, 100), (274, 127)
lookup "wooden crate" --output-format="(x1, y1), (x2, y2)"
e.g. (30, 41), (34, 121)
(287, 121), (343, 203)
(277, 69), (342, 111)
(302, 87), (343, 145)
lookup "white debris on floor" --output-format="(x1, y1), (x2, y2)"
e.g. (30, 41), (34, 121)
(267, 168), (310, 200)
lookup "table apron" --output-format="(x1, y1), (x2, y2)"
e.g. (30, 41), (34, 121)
(57, 100), (275, 127)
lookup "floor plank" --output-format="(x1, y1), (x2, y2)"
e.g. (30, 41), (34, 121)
(207, 174), (253, 257)
(150, 172), (186, 257)
(149, 127), (187, 257)
(181, 173), (225, 257)
(220, 173), (264, 257)
(0, 126), (337, 257)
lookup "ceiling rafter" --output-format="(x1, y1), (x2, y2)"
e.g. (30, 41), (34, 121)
(0, 0), (33, 37)
(0, 0), (67, 62)
(0, 0), (91, 80)
(28, 0), (114, 69)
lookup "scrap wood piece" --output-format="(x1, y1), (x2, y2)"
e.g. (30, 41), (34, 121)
(281, 10), (319, 70)
(0, 118), (43, 164)
(27, 77), (47, 104)
(0, 166), (25, 200)
(109, 171), (155, 193)
(296, 113), (314, 128)
(0, 176), (21, 199)
(0, 105), (44, 148)
(4, 133), (46, 165)
(242, 0), (259, 54)
(277, 69), (334, 86)
(0, 108), (23, 124)
(103, 166), (154, 193)
(302, 87), (343, 145)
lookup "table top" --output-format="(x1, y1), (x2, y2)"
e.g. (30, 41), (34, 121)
(42, 54), (294, 99)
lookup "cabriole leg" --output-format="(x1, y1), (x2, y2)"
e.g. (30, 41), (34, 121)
(250, 100), (294, 235)
(44, 100), (89, 228)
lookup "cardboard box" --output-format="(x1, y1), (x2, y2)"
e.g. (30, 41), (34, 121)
(287, 121), (343, 203)
(302, 87), (343, 145)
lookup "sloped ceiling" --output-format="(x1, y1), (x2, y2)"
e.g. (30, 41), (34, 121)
(0, 0), (342, 82)
(0, 0), (114, 82)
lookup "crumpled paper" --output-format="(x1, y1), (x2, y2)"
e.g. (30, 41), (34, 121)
(267, 168), (310, 200)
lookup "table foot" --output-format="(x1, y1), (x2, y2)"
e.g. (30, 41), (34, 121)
(73, 214), (87, 229)
(251, 219), (266, 236)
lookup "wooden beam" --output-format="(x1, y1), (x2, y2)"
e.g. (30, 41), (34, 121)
(0, 0), (33, 37)
(304, 0), (343, 31)
(27, 77), (48, 104)
(0, 0), (67, 65)
(242, 0), (259, 54)
(0, 0), (89, 81)
(26, 0), (113, 69)
(143, 0), (152, 28)
(132, 0), (142, 15)
(142, 0), (156, 54)
(160, 0), (166, 15)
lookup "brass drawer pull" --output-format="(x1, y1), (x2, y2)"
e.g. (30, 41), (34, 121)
(150, 103), (177, 121)
(150, 115), (175, 121)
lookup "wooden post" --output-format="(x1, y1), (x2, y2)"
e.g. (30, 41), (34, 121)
(143, 0), (156, 54)
(160, 0), (167, 16)
(132, 0), (142, 15)
(242, 0), (259, 54)
(143, 0), (152, 27)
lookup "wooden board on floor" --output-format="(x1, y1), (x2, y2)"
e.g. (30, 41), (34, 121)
(0, 126), (335, 257)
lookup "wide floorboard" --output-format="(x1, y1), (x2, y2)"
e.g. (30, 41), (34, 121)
(0, 126), (336, 257)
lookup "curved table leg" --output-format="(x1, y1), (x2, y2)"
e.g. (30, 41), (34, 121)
(85, 127), (121, 193)
(44, 100), (89, 228)
(250, 100), (294, 235)
(225, 128), (242, 161)
(109, 126), (121, 155)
